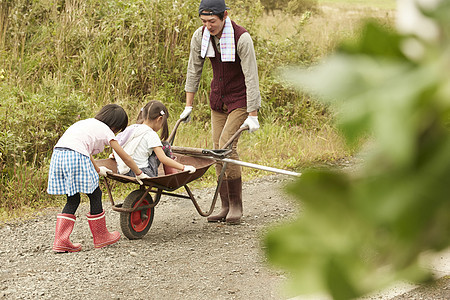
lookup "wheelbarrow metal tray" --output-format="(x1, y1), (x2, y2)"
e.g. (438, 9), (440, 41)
(96, 154), (219, 239)
(97, 154), (215, 191)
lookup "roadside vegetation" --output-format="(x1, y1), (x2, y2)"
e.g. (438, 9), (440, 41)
(0, 0), (394, 222)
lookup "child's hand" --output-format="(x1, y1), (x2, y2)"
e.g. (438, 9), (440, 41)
(98, 166), (113, 177)
(136, 171), (151, 185)
(183, 165), (196, 174)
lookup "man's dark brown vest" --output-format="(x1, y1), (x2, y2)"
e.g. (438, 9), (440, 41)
(204, 20), (247, 113)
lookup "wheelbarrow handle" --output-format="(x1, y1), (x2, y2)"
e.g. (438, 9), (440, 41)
(222, 126), (249, 149)
(167, 118), (186, 145)
(168, 118), (248, 150)
(171, 146), (232, 159)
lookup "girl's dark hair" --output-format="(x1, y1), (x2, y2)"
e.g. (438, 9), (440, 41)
(140, 100), (170, 141)
(95, 104), (128, 133)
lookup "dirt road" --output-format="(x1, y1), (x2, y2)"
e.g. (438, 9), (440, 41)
(1, 173), (448, 300)
(0, 175), (298, 300)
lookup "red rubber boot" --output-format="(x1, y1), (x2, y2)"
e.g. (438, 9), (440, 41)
(87, 210), (120, 249)
(52, 213), (82, 253)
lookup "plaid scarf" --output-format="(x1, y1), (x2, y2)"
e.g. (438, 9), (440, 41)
(201, 17), (235, 62)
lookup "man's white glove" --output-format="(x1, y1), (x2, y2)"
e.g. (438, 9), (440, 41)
(180, 106), (193, 123)
(136, 172), (151, 185)
(240, 116), (260, 133)
(98, 166), (112, 177)
(183, 165), (196, 174)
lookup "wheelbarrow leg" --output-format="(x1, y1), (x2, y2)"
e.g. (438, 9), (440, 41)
(207, 161), (230, 222)
(206, 179), (229, 222)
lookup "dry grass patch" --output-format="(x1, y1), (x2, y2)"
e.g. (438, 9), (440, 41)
(237, 123), (349, 179)
(258, 3), (395, 58)
(318, 0), (395, 10)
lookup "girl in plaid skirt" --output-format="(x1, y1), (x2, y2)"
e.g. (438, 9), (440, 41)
(47, 104), (151, 253)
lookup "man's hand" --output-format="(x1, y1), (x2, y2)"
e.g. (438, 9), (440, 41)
(240, 115), (260, 133)
(180, 106), (193, 123)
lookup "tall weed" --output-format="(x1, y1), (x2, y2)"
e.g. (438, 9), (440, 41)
(0, 82), (90, 172)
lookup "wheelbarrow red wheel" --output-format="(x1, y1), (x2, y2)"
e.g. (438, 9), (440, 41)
(120, 189), (154, 240)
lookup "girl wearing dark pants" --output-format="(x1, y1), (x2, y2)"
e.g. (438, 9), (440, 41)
(48, 104), (150, 252)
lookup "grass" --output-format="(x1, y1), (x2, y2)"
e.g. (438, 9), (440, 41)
(258, 1), (395, 58)
(318, 0), (396, 9)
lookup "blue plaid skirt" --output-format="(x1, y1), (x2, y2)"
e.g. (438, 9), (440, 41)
(47, 148), (99, 196)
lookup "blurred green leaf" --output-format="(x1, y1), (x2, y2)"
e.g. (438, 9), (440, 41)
(338, 22), (406, 59)
(266, 2), (450, 299)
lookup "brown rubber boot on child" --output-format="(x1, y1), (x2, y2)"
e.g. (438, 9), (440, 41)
(52, 213), (82, 253)
(207, 180), (229, 222)
(226, 177), (243, 225)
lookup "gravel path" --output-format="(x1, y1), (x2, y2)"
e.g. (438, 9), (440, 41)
(0, 175), (298, 300)
(1, 173), (448, 300)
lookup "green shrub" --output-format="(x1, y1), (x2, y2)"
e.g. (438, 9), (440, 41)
(0, 154), (64, 222)
(0, 82), (91, 175)
(0, 0), (324, 128)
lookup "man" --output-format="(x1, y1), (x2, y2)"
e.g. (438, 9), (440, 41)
(181, 0), (261, 224)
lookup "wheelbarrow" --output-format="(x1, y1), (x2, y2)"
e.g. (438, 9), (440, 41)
(96, 119), (300, 240)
